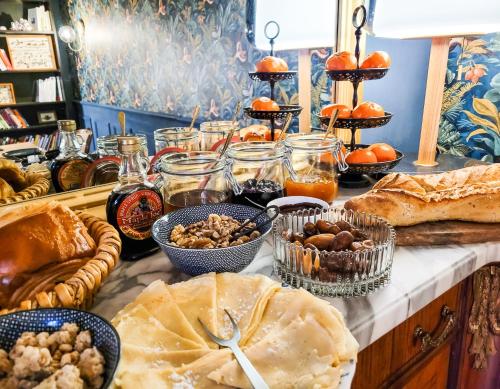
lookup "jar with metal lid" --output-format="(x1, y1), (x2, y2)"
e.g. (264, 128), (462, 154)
(97, 134), (148, 157)
(158, 151), (238, 212)
(227, 142), (289, 208)
(284, 134), (347, 203)
(154, 127), (199, 153)
(199, 121), (239, 151)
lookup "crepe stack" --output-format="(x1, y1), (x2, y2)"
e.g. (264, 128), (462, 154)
(111, 273), (358, 388)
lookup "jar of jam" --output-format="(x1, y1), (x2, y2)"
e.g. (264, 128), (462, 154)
(158, 151), (236, 212)
(154, 127), (199, 153)
(284, 134), (347, 203)
(50, 120), (93, 192)
(227, 142), (289, 208)
(199, 121), (239, 151)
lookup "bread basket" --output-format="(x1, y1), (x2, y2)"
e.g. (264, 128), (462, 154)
(0, 172), (50, 205)
(0, 212), (121, 314)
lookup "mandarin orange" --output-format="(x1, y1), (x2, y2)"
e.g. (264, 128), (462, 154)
(320, 104), (351, 119)
(368, 143), (397, 162)
(251, 97), (280, 111)
(351, 102), (384, 118)
(256, 56), (289, 72)
(345, 149), (377, 164)
(325, 51), (357, 71)
(361, 51), (391, 69)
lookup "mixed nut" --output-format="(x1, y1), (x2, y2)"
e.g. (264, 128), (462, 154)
(169, 214), (261, 249)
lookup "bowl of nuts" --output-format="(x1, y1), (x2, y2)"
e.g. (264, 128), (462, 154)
(0, 308), (120, 388)
(273, 207), (395, 297)
(152, 203), (274, 276)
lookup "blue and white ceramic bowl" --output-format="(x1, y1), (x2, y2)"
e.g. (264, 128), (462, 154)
(152, 203), (272, 275)
(0, 308), (120, 389)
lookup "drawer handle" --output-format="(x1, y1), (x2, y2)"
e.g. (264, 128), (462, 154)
(414, 305), (456, 352)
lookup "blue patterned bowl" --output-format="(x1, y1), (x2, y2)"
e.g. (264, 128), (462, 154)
(0, 308), (120, 388)
(152, 203), (272, 275)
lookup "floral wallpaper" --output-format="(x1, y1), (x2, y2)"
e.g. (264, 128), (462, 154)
(62, 0), (333, 128)
(438, 33), (500, 162)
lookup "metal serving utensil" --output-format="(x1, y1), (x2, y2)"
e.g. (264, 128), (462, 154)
(198, 310), (269, 389)
(230, 205), (280, 242)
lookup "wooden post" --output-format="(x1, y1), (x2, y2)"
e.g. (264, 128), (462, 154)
(298, 49), (311, 132)
(415, 37), (450, 166)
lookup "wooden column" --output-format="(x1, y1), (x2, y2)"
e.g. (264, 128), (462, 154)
(415, 37), (450, 166)
(298, 49), (311, 132)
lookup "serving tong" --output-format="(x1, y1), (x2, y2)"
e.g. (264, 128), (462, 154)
(199, 310), (269, 389)
(230, 205), (279, 242)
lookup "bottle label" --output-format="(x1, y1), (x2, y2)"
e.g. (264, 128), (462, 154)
(58, 160), (91, 191)
(116, 190), (163, 240)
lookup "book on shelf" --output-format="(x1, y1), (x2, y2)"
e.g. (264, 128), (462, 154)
(27, 5), (53, 32)
(35, 76), (64, 102)
(0, 49), (13, 71)
(0, 108), (29, 129)
(0, 131), (59, 151)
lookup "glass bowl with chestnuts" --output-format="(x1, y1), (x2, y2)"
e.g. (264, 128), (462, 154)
(273, 207), (395, 297)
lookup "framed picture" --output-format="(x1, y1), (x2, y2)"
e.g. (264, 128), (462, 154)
(6, 35), (57, 71)
(0, 83), (16, 106)
(37, 110), (57, 123)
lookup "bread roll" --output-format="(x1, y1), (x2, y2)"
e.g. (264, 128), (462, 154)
(344, 164), (500, 226)
(0, 201), (96, 279)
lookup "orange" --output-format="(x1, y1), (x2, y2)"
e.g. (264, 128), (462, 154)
(243, 131), (266, 142)
(264, 129), (283, 141)
(361, 51), (391, 69)
(326, 51), (357, 71)
(351, 102), (384, 118)
(319, 144), (347, 165)
(256, 56), (288, 72)
(345, 148), (377, 164)
(368, 143), (397, 162)
(251, 97), (280, 111)
(320, 104), (351, 119)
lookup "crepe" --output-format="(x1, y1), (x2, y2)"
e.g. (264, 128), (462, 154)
(114, 305), (202, 351)
(208, 314), (342, 388)
(215, 273), (280, 339)
(167, 273), (219, 349)
(112, 280), (208, 348)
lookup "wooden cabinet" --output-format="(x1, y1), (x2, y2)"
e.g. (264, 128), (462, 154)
(352, 266), (499, 389)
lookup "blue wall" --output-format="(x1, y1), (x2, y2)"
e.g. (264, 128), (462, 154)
(362, 36), (432, 153)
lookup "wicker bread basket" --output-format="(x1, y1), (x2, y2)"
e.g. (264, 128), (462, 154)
(0, 172), (50, 205)
(0, 212), (121, 315)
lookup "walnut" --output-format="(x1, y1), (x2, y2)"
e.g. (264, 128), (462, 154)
(60, 323), (79, 337)
(58, 344), (72, 353)
(60, 351), (79, 367)
(16, 333), (37, 347)
(9, 344), (25, 360)
(77, 347), (104, 389)
(12, 346), (52, 379)
(35, 333), (49, 348)
(47, 331), (72, 352)
(34, 364), (83, 389)
(0, 349), (12, 377)
(74, 331), (92, 353)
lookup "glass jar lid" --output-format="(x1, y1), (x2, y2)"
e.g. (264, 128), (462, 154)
(154, 127), (198, 141)
(227, 141), (285, 161)
(158, 151), (226, 176)
(285, 134), (342, 152)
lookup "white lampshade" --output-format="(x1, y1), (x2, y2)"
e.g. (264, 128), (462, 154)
(253, 0), (337, 51)
(366, 0), (500, 39)
(58, 25), (76, 43)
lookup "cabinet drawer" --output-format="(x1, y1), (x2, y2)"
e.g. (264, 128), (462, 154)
(352, 282), (462, 388)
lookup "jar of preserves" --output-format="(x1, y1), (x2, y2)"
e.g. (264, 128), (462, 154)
(284, 134), (347, 203)
(199, 121), (239, 151)
(158, 151), (237, 212)
(227, 142), (289, 208)
(154, 127), (199, 153)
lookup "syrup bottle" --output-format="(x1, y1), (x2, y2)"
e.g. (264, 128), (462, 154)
(50, 120), (92, 192)
(106, 136), (164, 261)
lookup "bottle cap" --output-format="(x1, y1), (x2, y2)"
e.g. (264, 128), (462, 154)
(58, 120), (77, 132)
(117, 136), (141, 153)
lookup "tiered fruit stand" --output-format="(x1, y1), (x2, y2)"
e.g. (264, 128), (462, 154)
(319, 5), (403, 186)
(244, 22), (302, 140)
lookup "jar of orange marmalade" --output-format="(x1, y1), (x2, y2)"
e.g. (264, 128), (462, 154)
(284, 134), (347, 203)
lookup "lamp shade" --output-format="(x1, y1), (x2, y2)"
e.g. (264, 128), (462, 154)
(366, 0), (500, 39)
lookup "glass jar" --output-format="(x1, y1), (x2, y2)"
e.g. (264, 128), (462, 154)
(199, 121), (240, 151)
(97, 134), (148, 158)
(284, 134), (347, 203)
(154, 127), (199, 153)
(227, 142), (288, 208)
(158, 151), (236, 212)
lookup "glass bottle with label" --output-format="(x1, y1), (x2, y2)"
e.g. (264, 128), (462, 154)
(50, 120), (92, 192)
(106, 136), (164, 261)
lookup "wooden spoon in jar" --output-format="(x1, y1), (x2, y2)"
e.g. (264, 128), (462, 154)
(118, 111), (126, 136)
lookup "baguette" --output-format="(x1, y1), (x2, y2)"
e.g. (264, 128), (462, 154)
(344, 164), (500, 226)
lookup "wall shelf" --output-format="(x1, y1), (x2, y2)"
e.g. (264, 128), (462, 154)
(1, 101), (65, 107)
(0, 69), (61, 74)
(0, 123), (57, 136)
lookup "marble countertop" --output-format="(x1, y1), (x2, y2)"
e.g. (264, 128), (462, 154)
(91, 185), (500, 351)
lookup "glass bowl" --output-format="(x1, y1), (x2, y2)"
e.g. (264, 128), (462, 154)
(273, 207), (395, 297)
